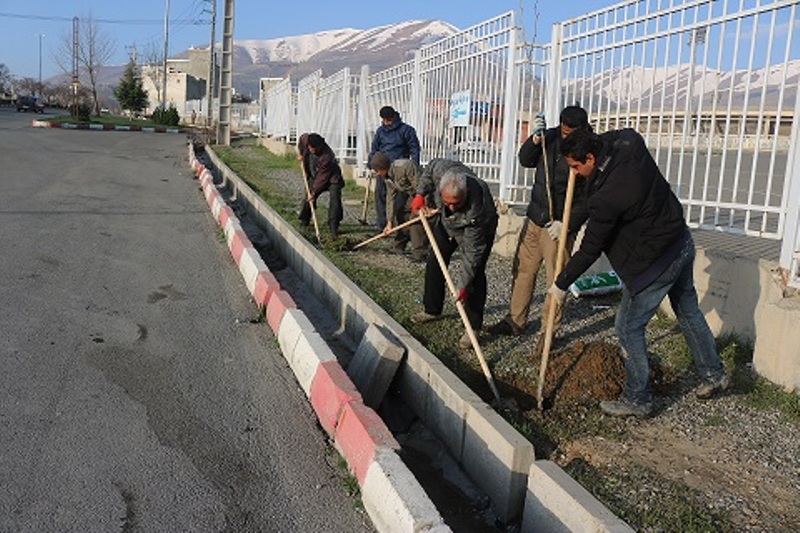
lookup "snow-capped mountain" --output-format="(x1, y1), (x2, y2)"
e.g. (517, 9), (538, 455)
(216, 20), (458, 96)
(235, 20), (456, 65)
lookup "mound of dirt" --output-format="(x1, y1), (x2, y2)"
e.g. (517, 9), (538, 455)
(544, 341), (625, 404)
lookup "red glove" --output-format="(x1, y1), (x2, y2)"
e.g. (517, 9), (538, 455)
(411, 194), (426, 214)
(456, 288), (467, 303)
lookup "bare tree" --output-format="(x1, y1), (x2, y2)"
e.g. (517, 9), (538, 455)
(53, 15), (115, 116)
(140, 40), (164, 111)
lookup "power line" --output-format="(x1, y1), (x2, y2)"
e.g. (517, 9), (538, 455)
(0, 11), (207, 25)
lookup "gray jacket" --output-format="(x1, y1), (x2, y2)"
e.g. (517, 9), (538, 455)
(426, 162), (497, 288)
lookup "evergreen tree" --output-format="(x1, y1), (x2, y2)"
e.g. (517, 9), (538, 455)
(114, 58), (148, 115)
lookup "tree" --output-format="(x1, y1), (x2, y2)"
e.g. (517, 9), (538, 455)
(54, 15), (114, 116)
(114, 57), (148, 116)
(0, 63), (13, 95)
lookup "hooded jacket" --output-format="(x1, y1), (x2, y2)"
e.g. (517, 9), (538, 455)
(518, 127), (589, 233)
(368, 116), (421, 166)
(556, 129), (687, 293)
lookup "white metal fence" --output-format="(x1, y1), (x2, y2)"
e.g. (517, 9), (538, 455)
(259, 1), (800, 285)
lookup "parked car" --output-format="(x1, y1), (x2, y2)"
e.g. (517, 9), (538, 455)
(16, 96), (44, 113)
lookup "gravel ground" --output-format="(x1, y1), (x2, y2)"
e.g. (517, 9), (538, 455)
(212, 146), (800, 532)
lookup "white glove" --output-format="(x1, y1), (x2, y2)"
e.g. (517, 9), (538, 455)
(546, 220), (562, 241)
(532, 113), (546, 139)
(548, 283), (567, 306)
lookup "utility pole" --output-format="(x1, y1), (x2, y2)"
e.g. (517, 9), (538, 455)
(38, 33), (45, 96)
(205, 0), (218, 128)
(161, 0), (171, 110)
(218, 0), (233, 145)
(72, 17), (79, 115)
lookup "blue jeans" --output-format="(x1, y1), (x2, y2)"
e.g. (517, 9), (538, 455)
(615, 234), (724, 404)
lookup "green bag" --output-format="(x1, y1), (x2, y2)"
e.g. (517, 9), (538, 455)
(569, 271), (622, 297)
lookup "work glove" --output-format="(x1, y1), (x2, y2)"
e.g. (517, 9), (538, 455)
(546, 220), (562, 241)
(532, 112), (546, 140)
(411, 194), (426, 215)
(456, 288), (467, 303)
(548, 283), (567, 306)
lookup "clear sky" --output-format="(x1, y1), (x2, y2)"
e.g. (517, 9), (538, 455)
(1, 0), (617, 82)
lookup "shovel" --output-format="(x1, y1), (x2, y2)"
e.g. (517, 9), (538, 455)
(419, 213), (501, 403)
(358, 172), (371, 225)
(352, 209), (439, 250)
(536, 168), (577, 411)
(300, 158), (322, 245)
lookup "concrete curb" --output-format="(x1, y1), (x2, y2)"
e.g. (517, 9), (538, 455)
(32, 119), (189, 134)
(187, 143), (448, 532)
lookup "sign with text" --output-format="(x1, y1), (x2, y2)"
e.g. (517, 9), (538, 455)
(449, 90), (471, 127)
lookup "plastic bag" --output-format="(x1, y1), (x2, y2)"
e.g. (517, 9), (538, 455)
(568, 271), (622, 297)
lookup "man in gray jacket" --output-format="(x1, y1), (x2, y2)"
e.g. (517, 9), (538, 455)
(370, 151), (428, 261)
(410, 163), (498, 350)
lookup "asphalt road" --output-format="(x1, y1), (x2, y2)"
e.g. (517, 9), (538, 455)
(0, 108), (373, 532)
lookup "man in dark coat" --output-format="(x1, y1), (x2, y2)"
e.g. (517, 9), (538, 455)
(487, 106), (590, 340)
(306, 133), (343, 238)
(367, 106), (421, 231)
(296, 133), (318, 227)
(409, 164), (498, 350)
(550, 128), (728, 417)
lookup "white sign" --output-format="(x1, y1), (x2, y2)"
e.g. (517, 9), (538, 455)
(449, 90), (471, 127)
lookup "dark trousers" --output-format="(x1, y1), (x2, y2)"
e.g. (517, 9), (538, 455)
(300, 180), (343, 232)
(375, 174), (387, 230)
(423, 216), (497, 330)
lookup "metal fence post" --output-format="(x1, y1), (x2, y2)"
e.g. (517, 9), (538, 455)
(356, 65), (370, 172)
(498, 12), (521, 202)
(410, 51), (425, 153)
(780, 91), (800, 287)
(544, 22), (563, 128)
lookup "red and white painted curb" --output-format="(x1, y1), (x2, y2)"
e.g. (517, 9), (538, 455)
(188, 143), (448, 532)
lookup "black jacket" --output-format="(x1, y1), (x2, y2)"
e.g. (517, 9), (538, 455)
(518, 127), (588, 233)
(556, 129), (686, 292)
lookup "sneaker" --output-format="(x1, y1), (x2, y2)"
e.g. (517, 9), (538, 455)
(411, 311), (440, 325)
(599, 397), (653, 418)
(486, 319), (521, 336)
(696, 374), (730, 400)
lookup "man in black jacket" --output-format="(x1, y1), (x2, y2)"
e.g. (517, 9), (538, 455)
(550, 128), (728, 417)
(306, 133), (344, 239)
(487, 106), (590, 339)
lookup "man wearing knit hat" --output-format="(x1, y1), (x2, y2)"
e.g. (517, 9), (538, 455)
(367, 106), (421, 232)
(370, 151), (428, 262)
